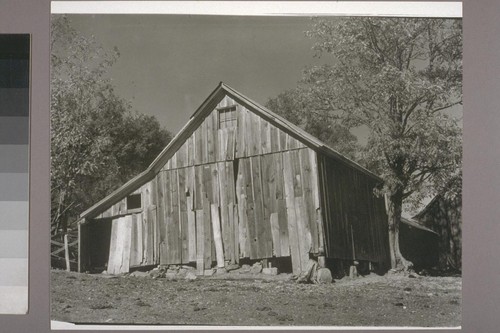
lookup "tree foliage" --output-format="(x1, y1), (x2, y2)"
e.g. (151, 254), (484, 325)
(266, 88), (360, 160)
(275, 17), (462, 270)
(51, 16), (172, 234)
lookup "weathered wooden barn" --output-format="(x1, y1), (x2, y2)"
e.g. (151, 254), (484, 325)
(399, 217), (439, 271)
(78, 82), (391, 276)
(413, 191), (462, 272)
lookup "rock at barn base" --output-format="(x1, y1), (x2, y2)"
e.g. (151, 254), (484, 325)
(250, 262), (263, 274)
(262, 267), (278, 275)
(130, 271), (149, 277)
(316, 268), (333, 284)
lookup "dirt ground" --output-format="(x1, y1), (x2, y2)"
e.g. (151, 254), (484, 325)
(51, 268), (461, 327)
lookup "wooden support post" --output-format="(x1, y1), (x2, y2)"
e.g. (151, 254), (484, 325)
(261, 258), (268, 268)
(78, 222), (81, 273)
(349, 261), (359, 279)
(318, 246), (326, 268)
(64, 233), (70, 272)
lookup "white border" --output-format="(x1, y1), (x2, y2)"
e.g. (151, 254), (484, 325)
(51, 320), (461, 330)
(51, 1), (462, 17)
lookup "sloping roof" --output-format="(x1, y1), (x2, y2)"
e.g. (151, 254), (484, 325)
(80, 82), (382, 219)
(412, 195), (440, 220)
(401, 217), (439, 235)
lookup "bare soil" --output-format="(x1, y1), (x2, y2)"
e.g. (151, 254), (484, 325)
(51, 269), (461, 327)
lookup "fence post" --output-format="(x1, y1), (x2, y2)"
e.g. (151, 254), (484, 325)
(64, 234), (70, 272)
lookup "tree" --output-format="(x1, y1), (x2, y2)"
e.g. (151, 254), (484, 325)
(266, 88), (360, 160)
(290, 17), (462, 270)
(51, 16), (172, 234)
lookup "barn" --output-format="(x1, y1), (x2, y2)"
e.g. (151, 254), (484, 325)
(413, 190), (462, 272)
(77, 82), (391, 276)
(399, 217), (439, 271)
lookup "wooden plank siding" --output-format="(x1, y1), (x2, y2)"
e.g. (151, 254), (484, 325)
(317, 154), (390, 266)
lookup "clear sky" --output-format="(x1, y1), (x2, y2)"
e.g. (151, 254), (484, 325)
(67, 14), (331, 134)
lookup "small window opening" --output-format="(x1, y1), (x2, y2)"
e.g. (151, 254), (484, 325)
(127, 193), (142, 211)
(218, 105), (237, 129)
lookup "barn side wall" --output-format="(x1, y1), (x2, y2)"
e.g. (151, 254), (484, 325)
(317, 154), (390, 267)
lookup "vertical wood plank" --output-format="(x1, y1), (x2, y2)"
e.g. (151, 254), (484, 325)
(194, 166), (202, 210)
(277, 198), (290, 257)
(187, 194), (197, 262)
(121, 215), (132, 273)
(246, 109), (255, 157)
(217, 129), (223, 162)
(236, 159), (249, 258)
(295, 196), (312, 270)
(211, 204), (225, 268)
(157, 172), (168, 265)
(244, 158), (258, 259)
(171, 170), (181, 264)
(254, 115), (262, 156)
(201, 117), (208, 164)
(259, 155), (274, 257)
(291, 150), (303, 197)
(203, 194), (212, 269)
(283, 152), (301, 274)
(203, 165), (213, 203)
(178, 168), (187, 212)
(107, 219), (119, 274)
(270, 213), (281, 257)
(129, 214), (138, 266)
(226, 127), (236, 160)
(217, 162), (231, 259)
(187, 136), (194, 167)
(171, 151), (178, 170)
(300, 148), (318, 253)
(251, 156), (266, 258)
(180, 211), (189, 264)
(207, 112), (216, 163)
(195, 128), (202, 165)
(226, 162), (237, 263)
(288, 133), (298, 150)
(142, 212), (149, 265)
(211, 163), (219, 206)
(167, 170), (175, 264)
(279, 128), (287, 151)
(109, 218), (123, 274)
(195, 209), (205, 274)
(261, 120), (271, 154)
(177, 142), (185, 168)
(230, 203), (238, 263)
(236, 106), (246, 158)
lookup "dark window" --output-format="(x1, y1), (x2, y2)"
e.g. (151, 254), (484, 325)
(127, 194), (142, 210)
(218, 105), (237, 129)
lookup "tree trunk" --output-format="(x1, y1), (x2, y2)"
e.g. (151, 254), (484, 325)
(387, 190), (413, 271)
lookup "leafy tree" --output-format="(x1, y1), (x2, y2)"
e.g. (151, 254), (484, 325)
(266, 88), (360, 160)
(286, 17), (462, 270)
(51, 16), (172, 234)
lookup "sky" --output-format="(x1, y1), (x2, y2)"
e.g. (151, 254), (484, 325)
(66, 14), (331, 134)
(62, 13), (461, 149)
